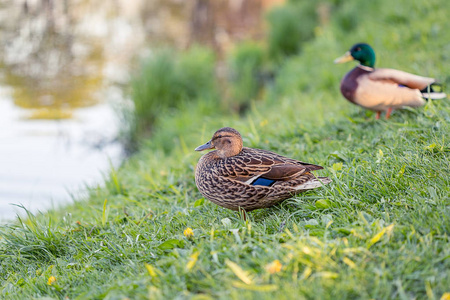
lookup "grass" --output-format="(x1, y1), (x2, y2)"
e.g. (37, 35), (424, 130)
(227, 41), (267, 112)
(1, 0), (450, 299)
(266, 0), (318, 60)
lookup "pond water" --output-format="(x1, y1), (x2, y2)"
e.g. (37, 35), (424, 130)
(0, 0), (148, 221)
(0, 0), (278, 222)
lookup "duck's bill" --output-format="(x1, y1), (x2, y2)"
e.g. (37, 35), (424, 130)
(334, 51), (354, 64)
(195, 140), (214, 151)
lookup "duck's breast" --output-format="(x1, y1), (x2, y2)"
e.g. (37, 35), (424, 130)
(340, 66), (371, 104)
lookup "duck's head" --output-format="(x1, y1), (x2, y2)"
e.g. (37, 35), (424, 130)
(334, 43), (375, 68)
(195, 127), (243, 158)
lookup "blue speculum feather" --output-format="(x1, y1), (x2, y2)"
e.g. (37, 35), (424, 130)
(252, 177), (276, 187)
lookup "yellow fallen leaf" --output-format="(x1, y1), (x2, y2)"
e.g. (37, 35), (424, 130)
(225, 259), (253, 284)
(190, 294), (214, 300)
(302, 247), (312, 255)
(314, 271), (338, 279)
(145, 263), (158, 277)
(332, 162), (343, 171)
(186, 251), (200, 271)
(368, 224), (394, 248)
(148, 286), (162, 298)
(441, 292), (450, 300)
(301, 267), (312, 280)
(368, 228), (386, 247)
(343, 257), (356, 269)
(232, 281), (278, 291)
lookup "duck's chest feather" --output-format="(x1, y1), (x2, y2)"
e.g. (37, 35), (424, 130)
(340, 66), (372, 104)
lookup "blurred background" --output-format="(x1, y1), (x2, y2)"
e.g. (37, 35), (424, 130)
(0, 0), (280, 221)
(1, 0), (448, 222)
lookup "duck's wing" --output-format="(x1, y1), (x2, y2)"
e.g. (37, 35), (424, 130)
(226, 148), (323, 186)
(246, 148), (323, 171)
(368, 68), (435, 90)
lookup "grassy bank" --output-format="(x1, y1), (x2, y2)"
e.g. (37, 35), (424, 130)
(1, 0), (449, 299)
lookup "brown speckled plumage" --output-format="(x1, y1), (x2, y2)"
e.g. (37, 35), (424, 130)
(194, 127), (331, 211)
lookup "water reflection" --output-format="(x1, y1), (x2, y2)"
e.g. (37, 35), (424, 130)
(0, 96), (122, 221)
(0, 0), (144, 114)
(0, 0), (145, 221)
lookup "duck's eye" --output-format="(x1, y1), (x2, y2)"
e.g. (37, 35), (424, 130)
(217, 135), (222, 139)
(355, 47), (361, 52)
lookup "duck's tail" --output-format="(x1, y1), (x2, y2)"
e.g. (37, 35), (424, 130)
(421, 83), (447, 100)
(294, 177), (331, 190)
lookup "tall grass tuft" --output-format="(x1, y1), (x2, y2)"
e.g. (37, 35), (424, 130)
(227, 42), (267, 112)
(266, 1), (318, 61)
(122, 46), (218, 151)
(0, 206), (70, 262)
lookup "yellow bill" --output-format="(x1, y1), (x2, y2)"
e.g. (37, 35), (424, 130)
(334, 51), (354, 64)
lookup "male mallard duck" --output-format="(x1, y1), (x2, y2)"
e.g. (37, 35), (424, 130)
(194, 127), (331, 212)
(334, 43), (446, 119)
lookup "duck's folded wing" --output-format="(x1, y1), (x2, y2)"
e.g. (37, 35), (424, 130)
(368, 68), (435, 89)
(261, 164), (308, 180)
(243, 148), (324, 171)
(230, 156), (320, 186)
(232, 163), (308, 187)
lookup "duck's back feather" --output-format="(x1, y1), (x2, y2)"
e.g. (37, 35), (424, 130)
(341, 66), (430, 111)
(241, 148), (323, 171)
(225, 147), (323, 182)
(368, 68), (435, 89)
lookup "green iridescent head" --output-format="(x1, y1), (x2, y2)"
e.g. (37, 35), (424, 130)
(334, 43), (376, 68)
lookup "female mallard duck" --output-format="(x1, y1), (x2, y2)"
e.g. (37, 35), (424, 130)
(194, 127), (331, 212)
(335, 43), (446, 119)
